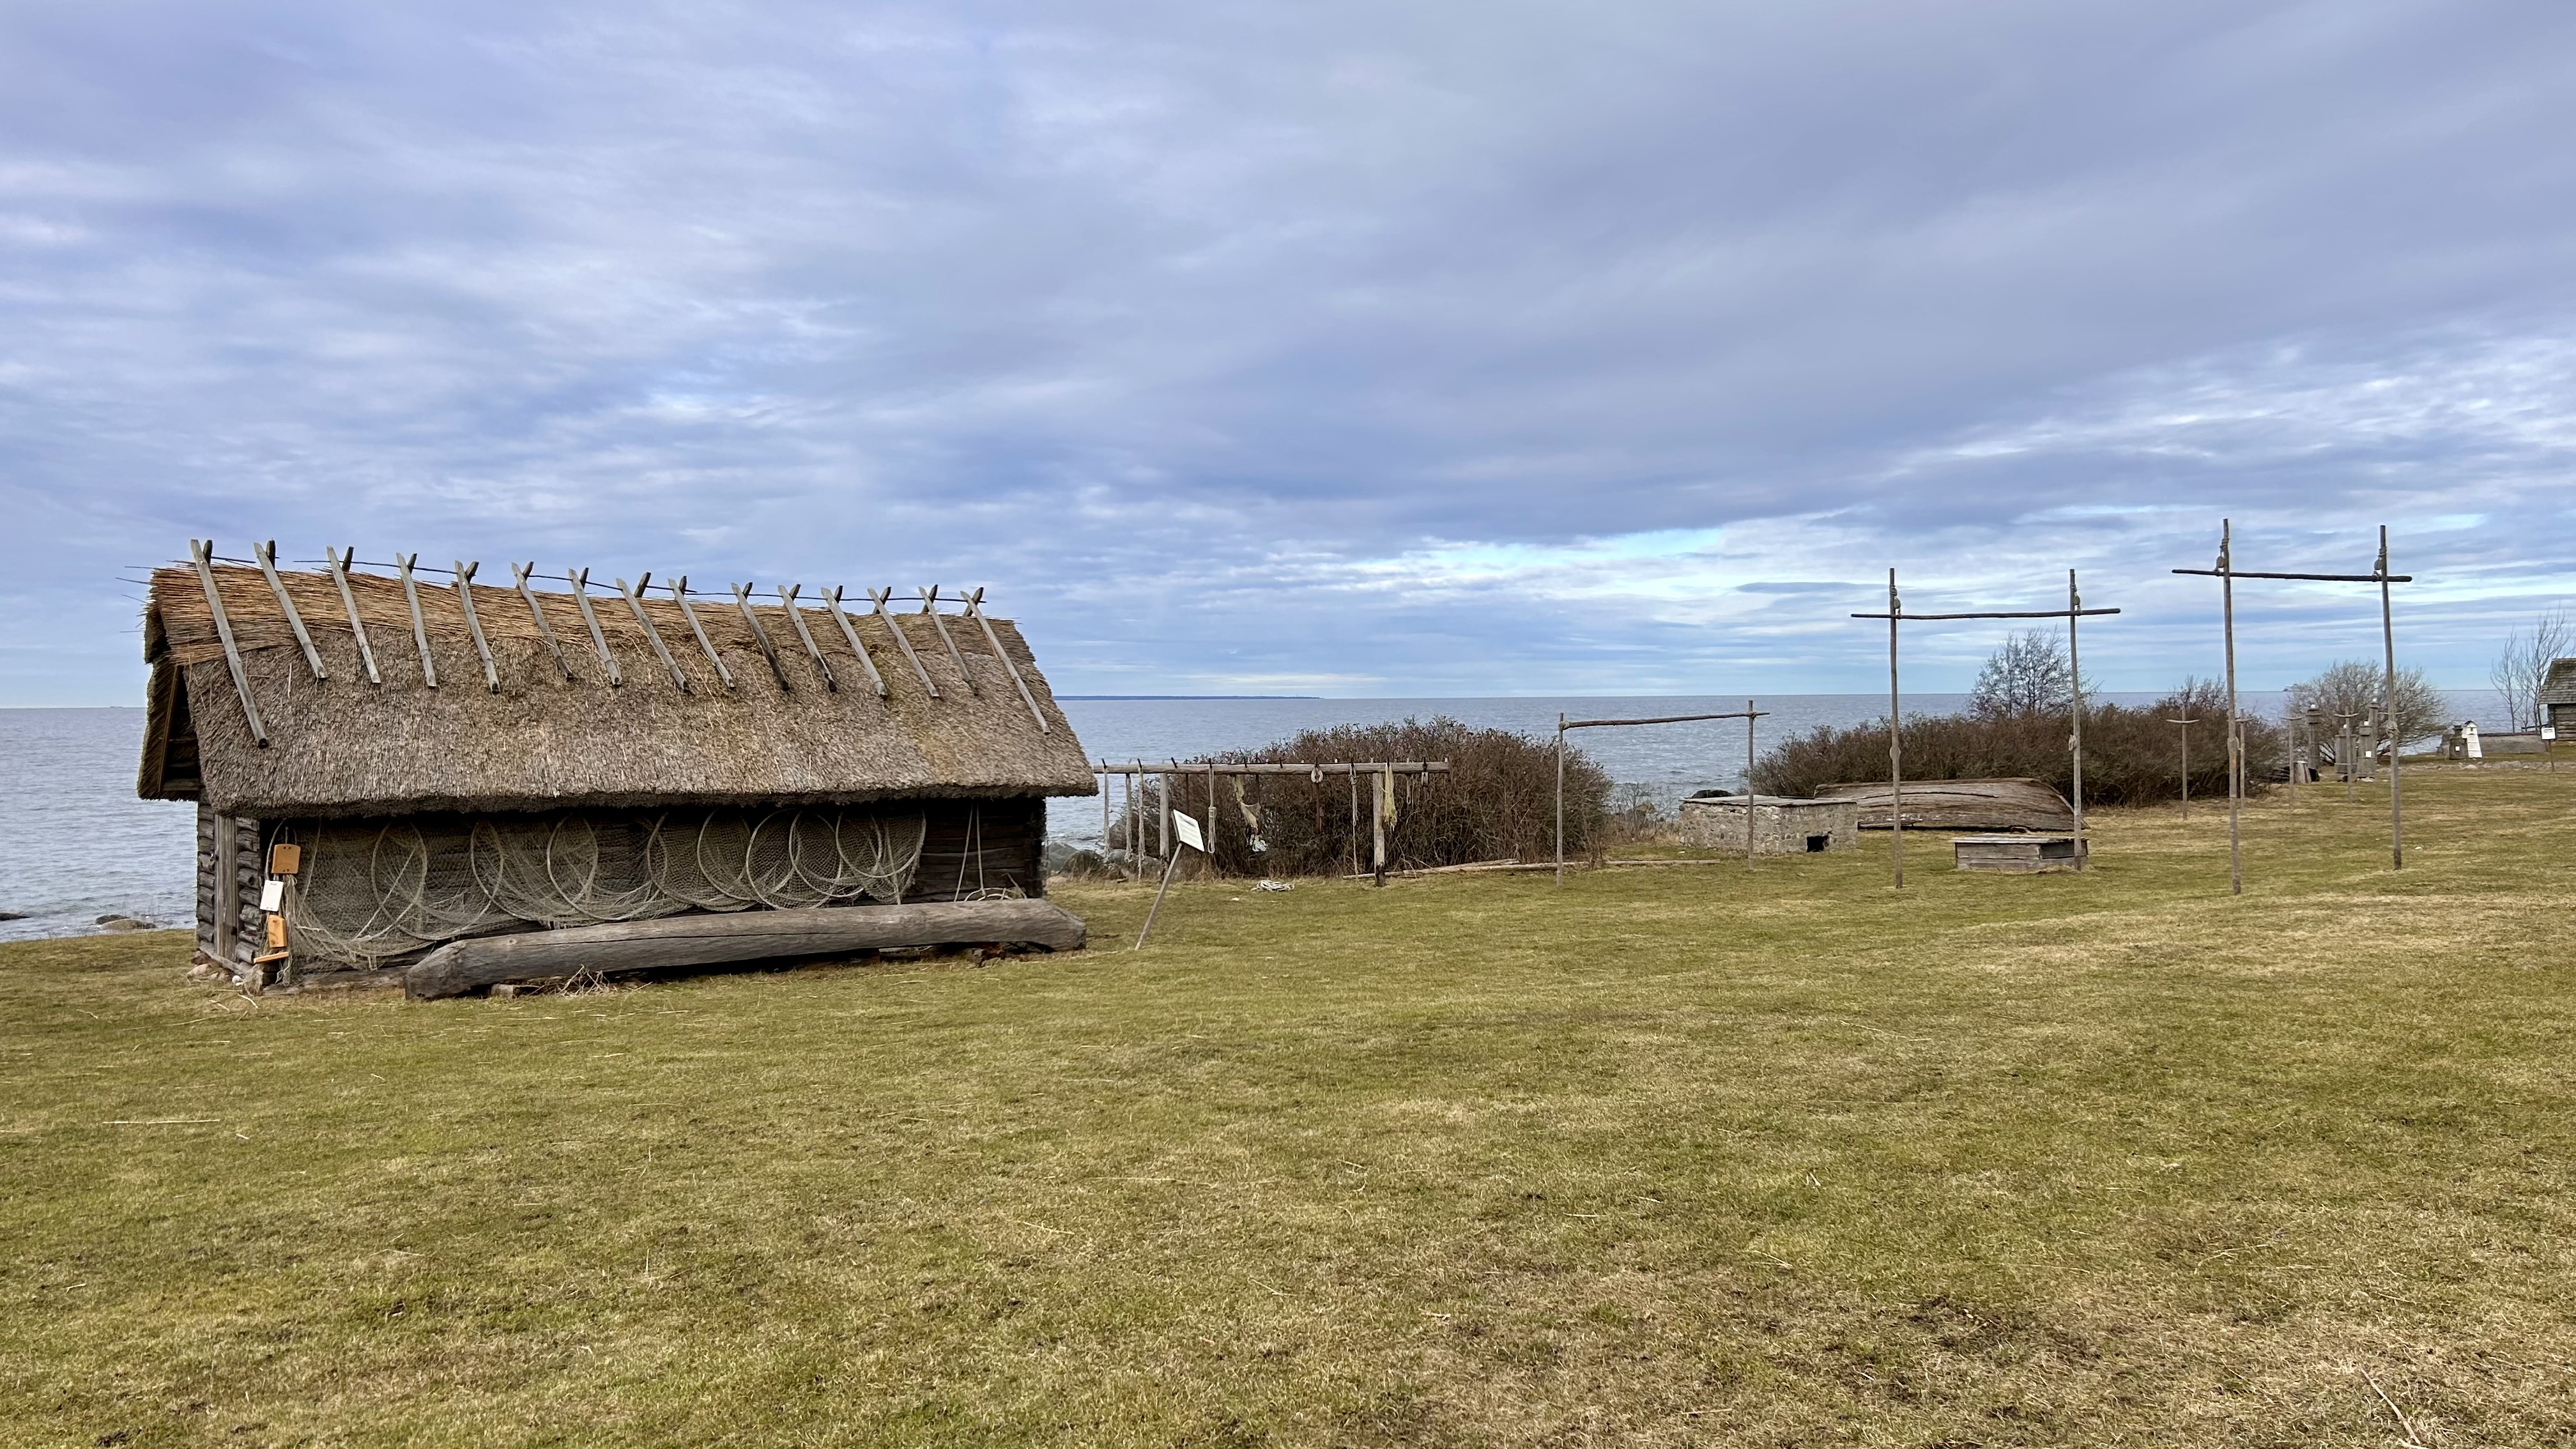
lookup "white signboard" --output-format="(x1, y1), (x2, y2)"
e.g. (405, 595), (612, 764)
(258, 878), (286, 913)
(2545, 726), (2559, 741)
(1171, 811), (1205, 853)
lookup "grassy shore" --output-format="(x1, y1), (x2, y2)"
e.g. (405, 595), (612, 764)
(4, 766), (2571, 1446)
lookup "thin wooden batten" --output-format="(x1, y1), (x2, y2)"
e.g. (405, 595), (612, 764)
(510, 563), (576, 680)
(325, 548), (383, 684)
(617, 574), (690, 691)
(775, 585), (838, 691)
(919, 585), (979, 694)
(870, 587), (938, 697)
(966, 588), (1047, 733)
(567, 567), (624, 686)
(668, 577), (734, 690)
(253, 540), (327, 681)
(188, 540), (268, 746)
(821, 586), (888, 696)
(397, 553), (439, 688)
(731, 583), (793, 691)
(451, 560), (500, 691)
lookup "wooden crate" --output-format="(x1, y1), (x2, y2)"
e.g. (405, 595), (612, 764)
(1952, 834), (2085, 874)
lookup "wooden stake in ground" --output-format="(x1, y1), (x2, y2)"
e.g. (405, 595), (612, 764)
(1746, 699), (1758, 872)
(1554, 713), (1567, 885)
(2221, 521), (2241, 895)
(2379, 525), (2405, 870)
(1135, 810), (1204, 948)
(2168, 712), (2198, 820)
(2069, 569), (2087, 869)
(1888, 570), (1904, 889)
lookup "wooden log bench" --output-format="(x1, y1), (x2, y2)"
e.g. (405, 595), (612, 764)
(404, 899), (1087, 999)
(1951, 834), (2085, 875)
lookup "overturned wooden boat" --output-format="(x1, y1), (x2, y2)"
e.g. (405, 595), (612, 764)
(1814, 778), (2074, 832)
(404, 899), (1087, 998)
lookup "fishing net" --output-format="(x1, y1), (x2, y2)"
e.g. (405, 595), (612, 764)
(280, 806), (928, 969)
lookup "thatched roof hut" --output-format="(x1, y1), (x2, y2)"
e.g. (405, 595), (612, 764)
(2543, 658), (2576, 732)
(140, 543), (1095, 994)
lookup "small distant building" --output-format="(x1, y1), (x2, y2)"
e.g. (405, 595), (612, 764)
(1678, 793), (1860, 855)
(2543, 659), (2576, 733)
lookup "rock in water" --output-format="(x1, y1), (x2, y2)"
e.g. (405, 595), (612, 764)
(96, 917), (157, 931)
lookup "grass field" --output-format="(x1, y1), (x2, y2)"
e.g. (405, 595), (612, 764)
(4, 766), (2571, 1446)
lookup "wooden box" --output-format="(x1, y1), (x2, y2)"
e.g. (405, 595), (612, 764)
(1952, 834), (2085, 874)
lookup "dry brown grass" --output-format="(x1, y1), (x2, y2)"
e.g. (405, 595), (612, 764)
(3, 764), (2571, 1446)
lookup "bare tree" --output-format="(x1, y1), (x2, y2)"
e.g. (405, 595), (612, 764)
(2284, 661), (2448, 753)
(1968, 630), (2072, 719)
(2490, 606), (2573, 730)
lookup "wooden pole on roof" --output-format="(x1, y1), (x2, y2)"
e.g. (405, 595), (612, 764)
(820, 586), (888, 696)
(252, 540), (326, 681)
(511, 563), (576, 680)
(965, 588), (1049, 732)
(919, 586), (979, 694)
(666, 577), (733, 689)
(567, 567), (624, 687)
(774, 585), (838, 691)
(452, 561), (500, 691)
(326, 547), (382, 685)
(188, 540), (268, 747)
(729, 583), (792, 691)
(616, 575), (690, 691)
(396, 554), (440, 688)
(868, 588), (939, 696)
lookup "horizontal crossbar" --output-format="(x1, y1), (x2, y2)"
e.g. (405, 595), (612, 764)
(2170, 568), (2413, 583)
(1850, 608), (2123, 621)
(1560, 710), (1765, 730)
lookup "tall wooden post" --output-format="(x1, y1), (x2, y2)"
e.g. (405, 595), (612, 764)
(2068, 569), (2086, 870)
(1206, 762), (1220, 881)
(1372, 764), (1389, 887)
(2168, 716), (2196, 820)
(1745, 698), (1758, 871)
(2379, 525), (2404, 870)
(1554, 714), (1567, 886)
(1887, 569), (1904, 889)
(2220, 521), (2241, 896)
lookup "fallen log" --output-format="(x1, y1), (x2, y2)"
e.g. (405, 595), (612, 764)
(1814, 778), (2073, 832)
(404, 900), (1087, 999)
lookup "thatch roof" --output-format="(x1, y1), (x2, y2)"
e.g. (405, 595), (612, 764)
(2542, 658), (2576, 708)
(140, 549), (1096, 818)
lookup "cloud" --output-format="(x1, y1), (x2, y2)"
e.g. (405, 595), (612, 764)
(2, 0), (2573, 703)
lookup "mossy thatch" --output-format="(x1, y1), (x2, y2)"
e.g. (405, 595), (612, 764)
(141, 561), (1096, 818)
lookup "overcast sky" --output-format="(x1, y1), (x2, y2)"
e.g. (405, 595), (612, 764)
(4, 0), (2572, 705)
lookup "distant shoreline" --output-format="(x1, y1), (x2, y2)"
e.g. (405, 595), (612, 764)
(1059, 694), (1322, 701)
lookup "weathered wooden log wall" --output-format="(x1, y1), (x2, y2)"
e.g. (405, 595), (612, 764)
(194, 804), (263, 973)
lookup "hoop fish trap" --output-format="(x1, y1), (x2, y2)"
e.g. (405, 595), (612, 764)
(280, 807), (928, 968)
